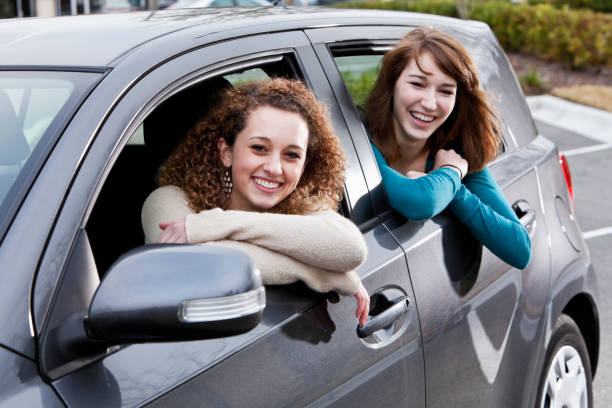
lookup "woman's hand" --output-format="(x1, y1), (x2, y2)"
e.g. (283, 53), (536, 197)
(158, 219), (187, 243)
(354, 280), (370, 327)
(433, 149), (468, 179)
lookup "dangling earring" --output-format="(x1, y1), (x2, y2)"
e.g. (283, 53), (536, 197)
(223, 168), (233, 196)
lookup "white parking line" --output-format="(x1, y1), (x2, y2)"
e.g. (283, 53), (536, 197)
(563, 143), (612, 157)
(583, 226), (612, 240)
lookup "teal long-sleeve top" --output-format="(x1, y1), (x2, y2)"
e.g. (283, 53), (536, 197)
(371, 142), (532, 269)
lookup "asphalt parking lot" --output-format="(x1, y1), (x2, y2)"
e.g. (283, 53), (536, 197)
(529, 96), (612, 407)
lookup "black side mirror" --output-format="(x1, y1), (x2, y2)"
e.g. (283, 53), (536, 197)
(40, 232), (265, 380)
(86, 244), (265, 342)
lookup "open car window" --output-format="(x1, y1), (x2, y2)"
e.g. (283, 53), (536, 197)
(328, 43), (509, 156)
(85, 53), (350, 276)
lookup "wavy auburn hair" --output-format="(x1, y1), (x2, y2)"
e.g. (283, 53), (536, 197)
(158, 78), (346, 214)
(366, 27), (501, 173)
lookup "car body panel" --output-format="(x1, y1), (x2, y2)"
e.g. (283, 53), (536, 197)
(0, 347), (63, 407)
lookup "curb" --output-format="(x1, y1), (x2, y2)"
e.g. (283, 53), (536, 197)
(526, 95), (612, 144)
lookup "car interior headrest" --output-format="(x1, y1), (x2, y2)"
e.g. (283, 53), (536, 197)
(0, 89), (30, 165)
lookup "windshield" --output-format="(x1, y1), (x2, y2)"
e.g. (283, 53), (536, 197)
(0, 71), (101, 230)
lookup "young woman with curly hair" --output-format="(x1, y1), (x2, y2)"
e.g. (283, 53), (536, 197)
(142, 78), (369, 326)
(366, 27), (531, 269)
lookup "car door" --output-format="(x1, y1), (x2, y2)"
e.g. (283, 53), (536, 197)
(307, 24), (552, 407)
(33, 30), (425, 407)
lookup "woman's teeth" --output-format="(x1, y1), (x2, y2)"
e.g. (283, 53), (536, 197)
(253, 177), (280, 188)
(411, 112), (434, 122)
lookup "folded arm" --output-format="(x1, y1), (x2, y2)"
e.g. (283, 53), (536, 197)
(447, 166), (532, 269)
(185, 208), (367, 273)
(142, 185), (367, 273)
(372, 143), (462, 221)
(206, 240), (361, 295)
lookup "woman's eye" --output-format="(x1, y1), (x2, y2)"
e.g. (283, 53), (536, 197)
(286, 152), (301, 160)
(440, 89), (455, 96)
(410, 82), (424, 88)
(251, 144), (266, 152)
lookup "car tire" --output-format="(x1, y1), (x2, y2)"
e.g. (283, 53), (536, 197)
(536, 313), (593, 408)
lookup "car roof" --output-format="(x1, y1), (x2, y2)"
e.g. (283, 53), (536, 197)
(0, 7), (490, 68)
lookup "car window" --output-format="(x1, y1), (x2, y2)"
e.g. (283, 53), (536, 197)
(85, 54), (310, 275)
(329, 44), (508, 155)
(224, 67), (270, 87)
(235, 0), (266, 5)
(0, 76), (71, 201)
(334, 54), (383, 109)
(0, 71), (100, 232)
(209, 0), (233, 6)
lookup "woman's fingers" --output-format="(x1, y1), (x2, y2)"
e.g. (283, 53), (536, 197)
(354, 282), (370, 327)
(157, 219), (187, 243)
(433, 149), (468, 178)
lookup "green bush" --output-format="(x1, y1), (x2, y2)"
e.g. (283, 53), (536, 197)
(518, 68), (548, 94)
(334, 0), (458, 16)
(409, 0), (459, 16)
(339, 67), (380, 107)
(471, 2), (612, 68)
(334, 0), (611, 69)
(528, 0), (611, 13)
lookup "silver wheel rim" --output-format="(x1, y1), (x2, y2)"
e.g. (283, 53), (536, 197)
(540, 345), (588, 408)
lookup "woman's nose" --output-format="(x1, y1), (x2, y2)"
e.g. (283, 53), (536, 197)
(263, 155), (282, 175)
(421, 90), (437, 111)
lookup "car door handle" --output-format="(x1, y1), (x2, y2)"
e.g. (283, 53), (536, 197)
(513, 200), (536, 237)
(357, 295), (410, 338)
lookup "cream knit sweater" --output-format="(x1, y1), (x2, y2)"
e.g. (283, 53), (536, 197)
(141, 185), (367, 295)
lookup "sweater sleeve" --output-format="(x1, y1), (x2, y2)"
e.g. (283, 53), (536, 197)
(185, 208), (367, 273)
(447, 166), (532, 269)
(206, 240), (361, 296)
(372, 142), (462, 221)
(141, 186), (363, 294)
(141, 185), (194, 244)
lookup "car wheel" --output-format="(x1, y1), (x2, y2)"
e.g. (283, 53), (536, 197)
(537, 313), (593, 408)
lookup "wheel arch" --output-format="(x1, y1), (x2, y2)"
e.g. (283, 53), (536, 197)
(562, 293), (600, 376)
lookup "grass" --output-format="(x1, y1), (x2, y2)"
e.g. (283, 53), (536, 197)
(518, 69), (549, 95)
(551, 85), (612, 112)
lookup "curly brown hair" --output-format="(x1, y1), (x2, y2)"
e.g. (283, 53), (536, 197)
(158, 78), (346, 214)
(366, 27), (501, 173)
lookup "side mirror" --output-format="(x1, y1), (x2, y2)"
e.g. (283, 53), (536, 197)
(86, 244), (265, 343)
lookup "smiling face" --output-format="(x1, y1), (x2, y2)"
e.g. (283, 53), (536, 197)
(392, 51), (457, 148)
(218, 105), (309, 212)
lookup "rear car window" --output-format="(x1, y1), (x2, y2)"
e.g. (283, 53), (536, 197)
(334, 54), (383, 108)
(330, 37), (536, 153)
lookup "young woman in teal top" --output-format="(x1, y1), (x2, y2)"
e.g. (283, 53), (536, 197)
(366, 28), (531, 269)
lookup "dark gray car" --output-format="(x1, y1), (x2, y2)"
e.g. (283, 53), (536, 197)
(0, 7), (599, 407)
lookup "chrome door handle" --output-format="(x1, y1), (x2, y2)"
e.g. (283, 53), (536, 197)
(513, 200), (536, 237)
(357, 295), (410, 338)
